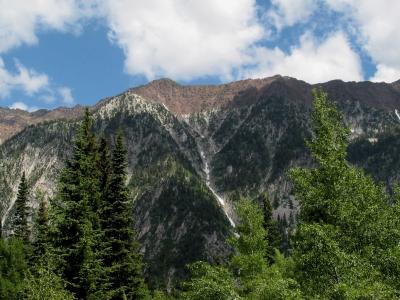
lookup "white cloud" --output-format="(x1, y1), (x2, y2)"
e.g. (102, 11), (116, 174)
(9, 101), (38, 112)
(266, 0), (319, 30)
(13, 60), (49, 95)
(0, 58), (49, 98)
(58, 86), (74, 105)
(371, 65), (400, 83)
(325, 0), (400, 82)
(2, 0), (397, 88)
(0, 0), (89, 53)
(102, 0), (264, 80)
(243, 32), (363, 83)
(0, 57), (75, 108)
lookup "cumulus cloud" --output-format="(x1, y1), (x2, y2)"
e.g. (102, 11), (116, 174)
(371, 65), (400, 83)
(243, 32), (363, 83)
(0, 0), (88, 53)
(325, 0), (400, 82)
(0, 57), (75, 108)
(1, 0), (398, 89)
(9, 101), (38, 112)
(266, 0), (319, 30)
(0, 58), (49, 98)
(102, 0), (264, 80)
(58, 86), (75, 105)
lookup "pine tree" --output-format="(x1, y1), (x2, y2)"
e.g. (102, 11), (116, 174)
(102, 132), (149, 299)
(31, 191), (49, 261)
(53, 108), (103, 298)
(259, 193), (282, 263)
(12, 172), (30, 243)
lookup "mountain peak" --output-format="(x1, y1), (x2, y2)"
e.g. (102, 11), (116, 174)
(130, 76), (283, 115)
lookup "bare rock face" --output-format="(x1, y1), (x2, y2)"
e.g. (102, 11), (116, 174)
(129, 76), (400, 117)
(129, 76), (282, 115)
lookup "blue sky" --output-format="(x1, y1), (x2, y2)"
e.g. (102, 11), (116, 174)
(0, 0), (399, 111)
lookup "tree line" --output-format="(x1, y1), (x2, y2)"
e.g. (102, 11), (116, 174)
(2, 90), (400, 299)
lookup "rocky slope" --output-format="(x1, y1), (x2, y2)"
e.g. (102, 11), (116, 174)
(1, 75), (400, 287)
(0, 106), (85, 144)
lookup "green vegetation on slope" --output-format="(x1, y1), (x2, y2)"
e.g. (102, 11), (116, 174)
(2, 90), (400, 299)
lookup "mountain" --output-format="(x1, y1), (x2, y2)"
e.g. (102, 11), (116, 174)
(0, 105), (85, 144)
(1, 75), (400, 288)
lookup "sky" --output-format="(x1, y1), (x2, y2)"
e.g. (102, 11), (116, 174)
(0, 0), (399, 111)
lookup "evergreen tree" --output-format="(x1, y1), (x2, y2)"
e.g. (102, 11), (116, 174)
(259, 193), (282, 263)
(12, 172), (30, 243)
(31, 191), (49, 261)
(229, 198), (270, 294)
(101, 132), (149, 299)
(98, 136), (112, 201)
(0, 238), (27, 299)
(290, 89), (400, 298)
(53, 108), (103, 298)
(27, 191), (74, 300)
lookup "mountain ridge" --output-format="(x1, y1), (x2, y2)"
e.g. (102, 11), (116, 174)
(2, 75), (400, 145)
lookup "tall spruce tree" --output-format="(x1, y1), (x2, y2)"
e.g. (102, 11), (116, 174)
(102, 132), (149, 299)
(12, 172), (30, 243)
(53, 108), (103, 299)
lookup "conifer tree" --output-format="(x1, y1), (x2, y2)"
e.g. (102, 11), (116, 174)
(53, 108), (103, 298)
(259, 193), (282, 263)
(102, 131), (149, 299)
(12, 172), (30, 243)
(27, 191), (74, 300)
(31, 192), (49, 261)
(98, 136), (112, 199)
(290, 89), (400, 298)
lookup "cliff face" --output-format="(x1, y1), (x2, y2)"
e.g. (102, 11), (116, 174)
(1, 76), (400, 287)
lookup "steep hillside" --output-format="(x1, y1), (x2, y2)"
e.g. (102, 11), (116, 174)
(1, 75), (400, 287)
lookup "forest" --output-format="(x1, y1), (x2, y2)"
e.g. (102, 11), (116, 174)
(1, 90), (400, 299)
